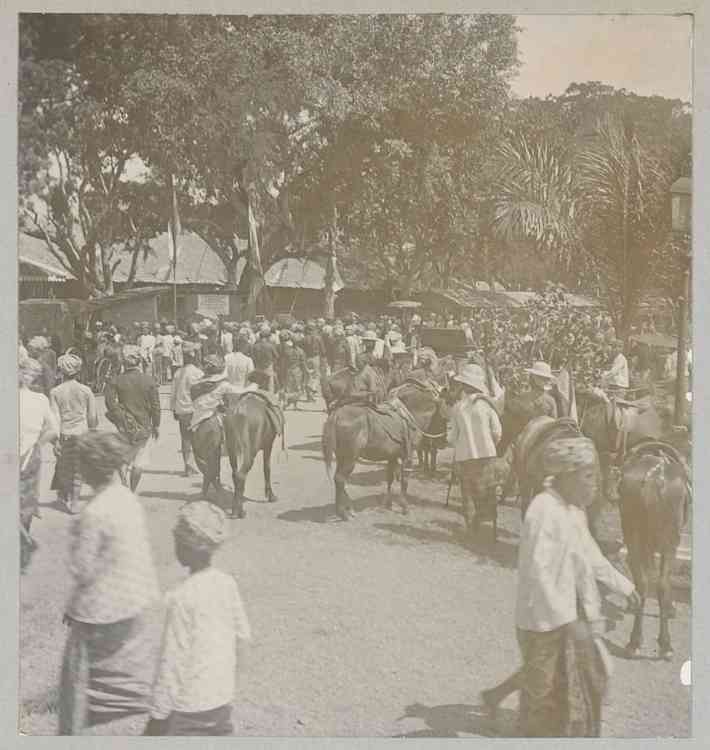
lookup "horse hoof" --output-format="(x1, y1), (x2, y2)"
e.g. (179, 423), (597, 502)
(347, 509), (357, 519)
(401, 507), (409, 516)
(267, 495), (278, 504)
(659, 647), (674, 661)
(625, 645), (641, 659)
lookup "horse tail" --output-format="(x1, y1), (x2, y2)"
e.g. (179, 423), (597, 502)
(322, 412), (337, 480)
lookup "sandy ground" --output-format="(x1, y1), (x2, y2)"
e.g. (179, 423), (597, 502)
(19, 391), (691, 737)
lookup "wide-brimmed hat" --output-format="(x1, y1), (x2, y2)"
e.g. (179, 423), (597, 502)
(174, 500), (228, 553)
(453, 364), (489, 395)
(524, 361), (555, 380)
(542, 437), (597, 476)
(360, 330), (377, 341)
(58, 353), (82, 376)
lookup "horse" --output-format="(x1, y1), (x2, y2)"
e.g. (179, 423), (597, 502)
(618, 440), (690, 660)
(222, 391), (285, 519)
(321, 363), (399, 412)
(578, 389), (664, 501)
(321, 381), (446, 521)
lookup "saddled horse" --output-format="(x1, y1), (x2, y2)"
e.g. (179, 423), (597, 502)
(223, 391), (285, 519)
(578, 389), (664, 500)
(618, 440), (690, 660)
(321, 364), (400, 413)
(191, 390), (284, 519)
(321, 381), (446, 520)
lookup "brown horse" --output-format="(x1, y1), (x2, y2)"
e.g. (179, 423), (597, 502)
(618, 440), (690, 660)
(322, 381), (445, 520)
(321, 364), (398, 412)
(222, 391), (285, 519)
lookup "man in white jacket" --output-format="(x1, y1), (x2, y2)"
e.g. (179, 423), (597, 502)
(447, 364), (502, 533)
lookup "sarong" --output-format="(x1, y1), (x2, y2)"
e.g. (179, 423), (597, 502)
(20, 442), (42, 569)
(59, 615), (154, 735)
(147, 704), (234, 736)
(517, 622), (607, 737)
(51, 434), (83, 503)
(305, 355), (320, 397)
(457, 457), (499, 525)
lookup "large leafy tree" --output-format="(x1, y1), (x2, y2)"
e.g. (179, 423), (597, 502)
(18, 15), (163, 297)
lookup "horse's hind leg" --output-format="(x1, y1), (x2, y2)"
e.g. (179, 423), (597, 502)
(398, 453), (410, 515)
(385, 459), (397, 511)
(334, 460), (356, 520)
(263, 439), (277, 503)
(657, 552), (674, 660)
(625, 541), (647, 658)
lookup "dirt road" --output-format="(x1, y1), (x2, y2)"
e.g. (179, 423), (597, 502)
(19, 392), (690, 736)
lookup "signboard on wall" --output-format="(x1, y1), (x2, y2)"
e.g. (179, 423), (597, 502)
(197, 294), (230, 318)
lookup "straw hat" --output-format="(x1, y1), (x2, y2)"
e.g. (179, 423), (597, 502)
(362, 330), (378, 341)
(524, 361), (555, 380)
(453, 364), (489, 395)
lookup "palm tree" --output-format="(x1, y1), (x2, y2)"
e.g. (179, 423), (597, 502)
(492, 115), (673, 341)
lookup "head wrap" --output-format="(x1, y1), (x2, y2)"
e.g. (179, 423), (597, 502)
(58, 353), (82, 377)
(28, 336), (49, 353)
(542, 438), (597, 477)
(76, 431), (133, 477)
(122, 344), (142, 367)
(202, 354), (225, 375)
(19, 357), (43, 387)
(174, 501), (228, 552)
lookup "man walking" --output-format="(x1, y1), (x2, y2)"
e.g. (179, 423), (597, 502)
(171, 342), (203, 477)
(225, 337), (254, 390)
(104, 344), (160, 492)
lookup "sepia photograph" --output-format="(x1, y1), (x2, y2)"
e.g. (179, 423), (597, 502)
(16, 11), (692, 737)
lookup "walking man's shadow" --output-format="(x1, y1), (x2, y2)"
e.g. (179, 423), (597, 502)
(394, 701), (519, 738)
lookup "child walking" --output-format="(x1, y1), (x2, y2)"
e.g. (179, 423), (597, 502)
(145, 502), (251, 736)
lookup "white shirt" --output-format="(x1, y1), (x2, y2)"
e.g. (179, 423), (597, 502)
(140, 333), (156, 359)
(516, 490), (633, 632)
(150, 568), (252, 718)
(447, 394), (501, 461)
(221, 331), (234, 354)
(225, 351), (254, 389)
(602, 353), (629, 388)
(66, 481), (160, 624)
(20, 387), (58, 459)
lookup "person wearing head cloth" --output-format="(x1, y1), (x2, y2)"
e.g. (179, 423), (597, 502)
(251, 327), (279, 393)
(481, 436), (640, 737)
(49, 353), (99, 514)
(507, 362), (560, 437)
(103, 344), (160, 492)
(27, 335), (58, 396)
(302, 321), (326, 402)
(446, 364), (502, 534)
(19, 357), (59, 572)
(144, 502), (251, 736)
(277, 329), (308, 410)
(170, 341), (204, 477)
(58, 431), (160, 735)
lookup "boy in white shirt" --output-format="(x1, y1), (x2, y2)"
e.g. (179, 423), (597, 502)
(146, 502), (251, 736)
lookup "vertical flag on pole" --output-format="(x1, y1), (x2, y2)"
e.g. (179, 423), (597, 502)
(168, 174), (181, 323)
(247, 198), (265, 315)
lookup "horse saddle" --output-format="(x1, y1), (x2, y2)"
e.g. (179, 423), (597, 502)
(224, 390), (284, 435)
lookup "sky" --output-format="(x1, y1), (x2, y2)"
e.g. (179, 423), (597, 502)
(512, 15), (692, 102)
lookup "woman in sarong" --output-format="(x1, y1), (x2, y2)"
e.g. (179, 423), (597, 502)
(480, 437), (641, 736)
(59, 432), (160, 735)
(50, 353), (98, 514)
(19, 358), (59, 572)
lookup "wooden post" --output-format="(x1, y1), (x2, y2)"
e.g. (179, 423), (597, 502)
(674, 257), (690, 426)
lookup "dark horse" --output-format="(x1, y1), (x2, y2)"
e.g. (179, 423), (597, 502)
(321, 364), (401, 413)
(618, 440), (690, 660)
(223, 391), (284, 519)
(321, 381), (446, 520)
(191, 391), (284, 519)
(579, 391), (664, 501)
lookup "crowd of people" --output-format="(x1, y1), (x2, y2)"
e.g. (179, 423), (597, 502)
(17, 308), (659, 738)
